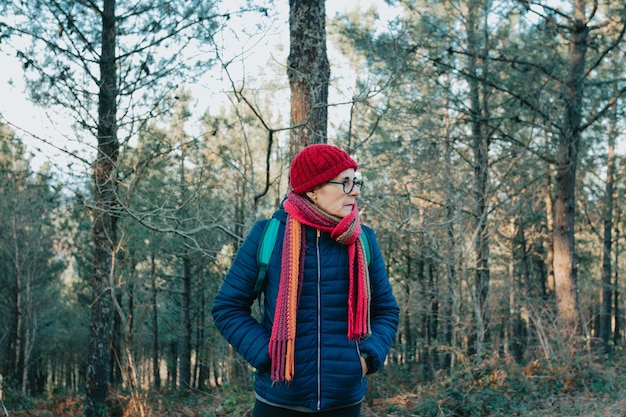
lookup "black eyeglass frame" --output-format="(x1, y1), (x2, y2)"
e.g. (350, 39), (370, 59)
(326, 179), (364, 194)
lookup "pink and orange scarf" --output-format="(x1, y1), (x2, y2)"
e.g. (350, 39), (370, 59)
(268, 191), (371, 383)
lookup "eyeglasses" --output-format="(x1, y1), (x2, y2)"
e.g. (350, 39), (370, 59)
(326, 178), (364, 194)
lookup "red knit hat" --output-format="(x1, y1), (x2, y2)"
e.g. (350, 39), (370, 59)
(289, 144), (358, 194)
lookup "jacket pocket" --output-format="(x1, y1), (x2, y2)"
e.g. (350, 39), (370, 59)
(354, 344), (366, 381)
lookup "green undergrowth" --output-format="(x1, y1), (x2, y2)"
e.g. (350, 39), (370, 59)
(361, 351), (626, 417)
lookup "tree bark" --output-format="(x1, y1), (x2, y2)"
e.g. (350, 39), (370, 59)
(466, 0), (490, 359)
(10, 213), (23, 392)
(288, 0), (330, 157)
(403, 247), (413, 370)
(197, 281), (209, 390)
(442, 74), (457, 372)
(613, 205), (621, 346)
(150, 251), (161, 389)
(552, 1), (588, 340)
(598, 65), (618, 351)
(179, 253), (192, 389)
(168, 340), (178, 388)
(544, 170), (555, 297)
(515, 219), (531, 295)
(85, 0), (118, 415)
(21, 259), (31, 397)
(598, 125), (616, 348)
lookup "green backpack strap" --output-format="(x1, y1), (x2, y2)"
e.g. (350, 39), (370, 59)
(361, 229), (372, 266)
(254, 218), (280, 300)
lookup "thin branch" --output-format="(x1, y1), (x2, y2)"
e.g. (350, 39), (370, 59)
(0, 116), (92, 166)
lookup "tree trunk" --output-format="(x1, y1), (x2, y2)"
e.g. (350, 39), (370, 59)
(426, 261), (438, 378)
(21, 269), (32, 396)
(515, 219), (531, 295)
(442, 77), (457, 371)
(403, 248), (413, 370)
(466, 0), (490, 359)
(110, 292), (123, 387)
(613, 195), (622, 346)
(288, 0), (329, 157)
(10, 214), (23, 392)
(168, 340), (178, 388)
(509, 218), (529, 361)
(179, 254), (192, 389)
(505, 226), (515, 360)
(197, 282), (208, 390)
(85, 0), (118, 415)
(150, 251), (161, 389)
(544, 170), (555, 297)
(442, 202), (457, 371)
(552, 1), (588, 340)
(598, 68), (618, 351)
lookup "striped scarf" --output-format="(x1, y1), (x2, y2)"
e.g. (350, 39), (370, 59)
(269, 191), (371, 383)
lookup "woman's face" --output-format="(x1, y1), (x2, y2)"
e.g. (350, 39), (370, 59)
(306, 168), (361, 218)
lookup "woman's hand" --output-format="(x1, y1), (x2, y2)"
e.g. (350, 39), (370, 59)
(360, 355), (368, 377)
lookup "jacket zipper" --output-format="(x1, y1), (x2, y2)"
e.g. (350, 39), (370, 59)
(316, 229), (322, 410)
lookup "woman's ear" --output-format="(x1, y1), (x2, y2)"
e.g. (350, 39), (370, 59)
(306, 189), (317, 200)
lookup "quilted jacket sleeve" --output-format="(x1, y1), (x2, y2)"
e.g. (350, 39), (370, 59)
(211, 221), (271, 371)
(358, 226), (399, 374)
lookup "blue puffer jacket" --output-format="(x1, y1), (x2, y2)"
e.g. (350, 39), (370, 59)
(211, 207), (399, 411)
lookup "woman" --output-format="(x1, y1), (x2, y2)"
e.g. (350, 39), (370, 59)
(212, 144), (399, 416)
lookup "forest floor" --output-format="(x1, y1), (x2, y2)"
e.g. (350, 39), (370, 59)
(5, 353), (626, 417)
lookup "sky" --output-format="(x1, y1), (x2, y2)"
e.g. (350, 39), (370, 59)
(0, 1), (398, 175)
(1, 1), (622, 175)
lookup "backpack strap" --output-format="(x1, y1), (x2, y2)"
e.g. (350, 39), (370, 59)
(361, 229), (372, 266)
(254, 218), (280, 300)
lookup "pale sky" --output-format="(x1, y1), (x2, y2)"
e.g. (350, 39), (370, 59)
(0, 1), (396, 173)
(3, 1), (620, 174)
